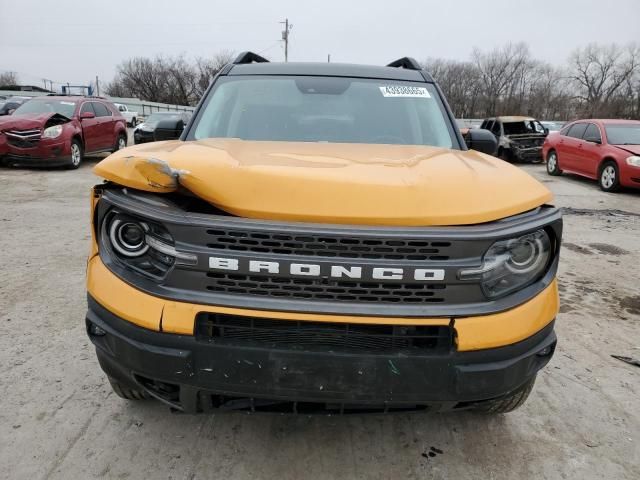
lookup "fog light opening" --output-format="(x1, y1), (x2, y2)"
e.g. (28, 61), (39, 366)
(536, 345), (553, 357)
(88, 322), (107, 337)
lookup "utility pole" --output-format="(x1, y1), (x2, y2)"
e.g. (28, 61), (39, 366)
(95, 75), (100, 96)
(280, 18), (293, 62)
(327, 54), (331, 63)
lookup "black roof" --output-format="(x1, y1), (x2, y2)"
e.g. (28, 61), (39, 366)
(228, 62), (431, 82)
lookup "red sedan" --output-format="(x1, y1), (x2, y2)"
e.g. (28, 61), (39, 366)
(543, 119), (640, 192)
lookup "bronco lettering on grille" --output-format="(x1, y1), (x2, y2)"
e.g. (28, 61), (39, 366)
(208, 256), (445, 282)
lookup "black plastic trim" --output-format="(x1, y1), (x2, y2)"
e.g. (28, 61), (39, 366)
(87, 295), (557, 412)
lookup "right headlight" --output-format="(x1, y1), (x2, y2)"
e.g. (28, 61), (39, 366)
(101, 212), (196, 280)
(626, 155), (640, 167)
(459, 229), (552, 299)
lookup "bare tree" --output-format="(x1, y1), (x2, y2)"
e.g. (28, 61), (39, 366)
(569, 43), (639, 117)
(472, 43), (531, 116)
(195, 51), (235, 98)
(0, 71), (19, 87)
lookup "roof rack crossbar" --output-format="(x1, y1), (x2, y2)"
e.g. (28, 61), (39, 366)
(233, 51), (270, 65)
(386, 57), (422, 71)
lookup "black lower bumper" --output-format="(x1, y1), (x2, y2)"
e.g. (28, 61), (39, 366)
(1, 154), (72, 167)
(86, 296), (556, 413)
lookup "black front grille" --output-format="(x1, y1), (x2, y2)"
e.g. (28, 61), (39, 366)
(205, 272), (447, 303)
(195, 313), (453, 353)
(205, 228), (452, 260)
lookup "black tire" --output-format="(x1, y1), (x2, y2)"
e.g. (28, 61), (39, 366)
(546, 150), (562, 176)
(475, 377), (536, 414)
(66, 139), (83, 169)
(498, 148), (512, 163)
(113, 132), (127, 153)
(599, 161), (621, 192)
(108, 377), (149, 401)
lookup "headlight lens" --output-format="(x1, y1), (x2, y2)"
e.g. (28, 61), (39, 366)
(626, 155), (640, 167)
(42, 125), (63, 139)
(102, 213), (196, 279)
(459, 229), (552, 299)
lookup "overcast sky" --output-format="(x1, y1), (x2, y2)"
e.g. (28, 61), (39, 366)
(1, 0), (639, 89)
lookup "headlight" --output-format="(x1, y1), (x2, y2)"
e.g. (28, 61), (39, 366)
(459, 229), (552, 299)
(626, 156), (640, 167)
(102, 213), (196, 279)
(42, 125), (63, 139)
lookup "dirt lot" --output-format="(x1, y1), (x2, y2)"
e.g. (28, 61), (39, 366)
(0, 155), (639, 480)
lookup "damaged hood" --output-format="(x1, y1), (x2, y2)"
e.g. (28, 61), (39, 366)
(0, 112), (70, 131)
(94, 139), (553, 226)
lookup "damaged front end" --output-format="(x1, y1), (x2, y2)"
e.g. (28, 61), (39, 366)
(502, 134), (546, 163)
(0, 112), (73, 165)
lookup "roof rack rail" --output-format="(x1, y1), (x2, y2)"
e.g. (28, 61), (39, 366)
(233, 51), (270, 65)
(386, 57), (422, 70)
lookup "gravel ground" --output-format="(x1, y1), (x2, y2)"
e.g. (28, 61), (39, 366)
(0, 151), (639, 479)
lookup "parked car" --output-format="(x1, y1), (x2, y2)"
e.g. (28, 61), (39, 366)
(133, 111), (191, 144)
(114, 103), (139, 127)
(480, 116), (548, 163)
(87, 52), (562, 414)
(543, 119), (640, 192)
(0, 95), (128, 169)
(0, 96), (31, 115)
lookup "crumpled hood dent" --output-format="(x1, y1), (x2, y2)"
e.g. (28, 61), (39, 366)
(0, 112), (70, 131)
(93, 139), (553, 226)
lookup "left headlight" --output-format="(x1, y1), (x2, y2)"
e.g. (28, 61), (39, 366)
(626, 155), (640, 167)
(101, 212), (196, 279)
(459, 229), (552, 299)
(42, 125), (63, 139)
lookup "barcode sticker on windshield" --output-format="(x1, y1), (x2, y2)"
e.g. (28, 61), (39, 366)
(379, 85), (431, 98)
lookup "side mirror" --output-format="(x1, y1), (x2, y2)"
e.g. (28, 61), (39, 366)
(466, 128), (498, 156)
(154, 118), (184, 141)
(80, 111), (95, 120)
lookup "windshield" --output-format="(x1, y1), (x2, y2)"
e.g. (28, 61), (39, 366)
(605, 124), (640, 145)
(13, 99), (76, 118)
(146, 113), (181, 123)
(190, 76), (454, 148)
(503, 120), (546, 135)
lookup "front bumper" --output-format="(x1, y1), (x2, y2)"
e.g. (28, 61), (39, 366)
(133, 130), (154, 144)
(511, 146), (543, 162)
(0, 137), (71, 167)
(87, 295), (556, 413)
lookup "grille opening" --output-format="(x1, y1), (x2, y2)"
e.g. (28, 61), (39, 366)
(204, 230), (452, 260)
(203, 395), (432, 414)
(204, 272), (447, 304)
(195, 313), (453, 353)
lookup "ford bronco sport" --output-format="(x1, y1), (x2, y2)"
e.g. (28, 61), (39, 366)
(86, 53), (562, 414)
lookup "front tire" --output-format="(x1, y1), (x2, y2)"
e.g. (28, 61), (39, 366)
(546, 150), (562, 176)
(114, 133), (127, 152)
(66, 139), (83, 169)
(475, 376), (536, 414)
(599, 161), (621, 192)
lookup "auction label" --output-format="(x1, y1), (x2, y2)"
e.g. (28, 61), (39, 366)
(379, 85), (431, 98)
